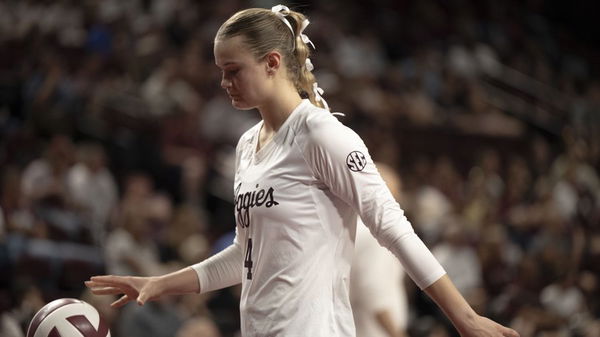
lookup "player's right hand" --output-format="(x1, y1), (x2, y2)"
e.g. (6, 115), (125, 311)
(85, 275), (162, 308)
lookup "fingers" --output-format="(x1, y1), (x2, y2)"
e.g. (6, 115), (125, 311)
(85, 280), (127, 291)
(111, 294), (132, 308)
(86, 276), (136, 292)
(86, 275), (149, 308)
(137, 287), (154, 306)
(85, 280), (116, 288)
(90, 275), (129, 286)
(137, 295), (146, 306)
(88, 286), (124, 296)
(503, 327), (520, 337)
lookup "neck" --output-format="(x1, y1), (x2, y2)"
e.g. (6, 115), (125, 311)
(258, 90), (303, 133)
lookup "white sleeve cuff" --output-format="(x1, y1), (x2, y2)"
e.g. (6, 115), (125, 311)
(389, 230), (446, 290)
(191, 244), (243, 294)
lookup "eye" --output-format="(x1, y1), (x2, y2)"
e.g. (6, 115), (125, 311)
(224, 68), (239, 77)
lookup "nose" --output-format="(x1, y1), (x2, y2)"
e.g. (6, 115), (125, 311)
(221, 75), (231, 89)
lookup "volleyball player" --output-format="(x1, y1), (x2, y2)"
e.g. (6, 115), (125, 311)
(86, 5), (519, 337)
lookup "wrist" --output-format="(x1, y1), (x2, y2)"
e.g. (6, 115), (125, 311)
(150, 275), (168, 295)
(453, 310), (479, 334)
(151, 267), (200, 295)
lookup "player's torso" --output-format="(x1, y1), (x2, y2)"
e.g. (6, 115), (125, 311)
(233, 106), (355, 336)
(234, 120), (331, 295)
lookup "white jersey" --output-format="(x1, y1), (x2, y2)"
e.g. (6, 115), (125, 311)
(193, 99), (445, 337)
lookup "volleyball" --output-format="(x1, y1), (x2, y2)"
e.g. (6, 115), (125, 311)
(26, 298), (110, 337)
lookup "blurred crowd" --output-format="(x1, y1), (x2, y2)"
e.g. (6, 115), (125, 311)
(0, 1), (598, 337)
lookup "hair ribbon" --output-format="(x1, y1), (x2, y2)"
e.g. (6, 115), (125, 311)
(271, 5), (332, 112)
(271, 5), (294, 36)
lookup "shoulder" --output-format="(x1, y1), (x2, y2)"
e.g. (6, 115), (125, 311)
(304, 103), (344, 133)
(294, 102), (357, 148)
(292, 104), (370, 175)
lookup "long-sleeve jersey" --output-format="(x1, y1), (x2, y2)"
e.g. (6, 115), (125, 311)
(192, 99), (446, 337)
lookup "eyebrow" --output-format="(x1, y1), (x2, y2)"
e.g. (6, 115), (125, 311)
(216, 61), (239, 68)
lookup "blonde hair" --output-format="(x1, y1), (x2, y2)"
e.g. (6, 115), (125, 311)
(216, 7), (326, 109)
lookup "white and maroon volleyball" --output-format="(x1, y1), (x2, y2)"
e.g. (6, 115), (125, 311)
(27, 298), (110, 337)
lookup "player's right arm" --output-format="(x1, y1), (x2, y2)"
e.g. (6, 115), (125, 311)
(86, 232), (244, 307)
(87, 136), (250, 308)
(85, 267), (200, 307)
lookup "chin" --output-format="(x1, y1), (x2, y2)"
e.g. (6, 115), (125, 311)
(231, 98), (256, 111)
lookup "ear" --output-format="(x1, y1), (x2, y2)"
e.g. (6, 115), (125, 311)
(264, 51), (282, 73)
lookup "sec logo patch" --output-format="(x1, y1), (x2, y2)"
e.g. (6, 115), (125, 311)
(346, 151), (367, 172)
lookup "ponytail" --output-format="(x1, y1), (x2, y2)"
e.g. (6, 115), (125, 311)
(272, 5), (329, 110)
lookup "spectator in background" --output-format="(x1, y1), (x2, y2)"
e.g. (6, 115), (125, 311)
(67, 142), (118, 246)
(176, 316), (222, 337)
(462, 167), (495, 234)
(117, 298), (183, 337)
(119, 173), (154, 211)
(20, 135), (87, 242)
(20, 135), (74, 206)
(8, 284), (46, 336)
(104, 199), (164, 277)
(477, 224), (522, 299)
(166, 205), (210, 265)
(452, 82), (524, 138)
(583, 320), (600, 337)
(540, 274), (585, 320)
(477, 150), (504, 202)
(410, 157), (453, 246)
(141, 56), (190, 119)
(550, 135), (600, 222)
(23, 50), (81, 136)
(529, 136), (553, 178)
(199, 95), (261, 145)
(145, 193), (175, 262)
(432, 215), (484, 310)
(0, 280), (24, 337)
(351, 163), (409, 337)
(430, 156), (465, 206)
(333, 31), (387, 79)
(1, 167), (36, 236)
(159, 92), (209, 204)
(0, 312), (23, 337)
(501, 156), (535, 249)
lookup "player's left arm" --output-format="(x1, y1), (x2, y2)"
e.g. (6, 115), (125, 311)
(301, 114), (445, 289)
(301, 114), (519, 337)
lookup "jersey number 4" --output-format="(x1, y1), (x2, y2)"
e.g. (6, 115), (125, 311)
(244, 238), (253, 280)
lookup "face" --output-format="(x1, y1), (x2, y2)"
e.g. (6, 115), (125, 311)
(214, 35), (270, 110)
